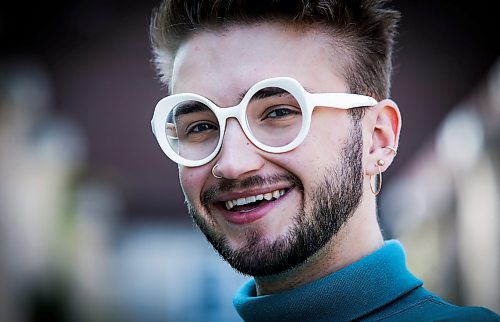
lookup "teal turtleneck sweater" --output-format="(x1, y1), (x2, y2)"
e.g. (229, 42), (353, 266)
(233, 240), (499, 321)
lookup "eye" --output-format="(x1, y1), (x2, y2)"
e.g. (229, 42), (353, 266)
(187, 122), (218, 134)
(263, 106), (300, 120)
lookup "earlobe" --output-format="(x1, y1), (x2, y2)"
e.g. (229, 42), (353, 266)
(365, 99), (402, 175)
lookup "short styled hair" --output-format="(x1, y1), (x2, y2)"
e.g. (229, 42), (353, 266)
(150, 0), (400, 101)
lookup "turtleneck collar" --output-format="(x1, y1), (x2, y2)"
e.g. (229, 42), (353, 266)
(233, 240), (422, 322)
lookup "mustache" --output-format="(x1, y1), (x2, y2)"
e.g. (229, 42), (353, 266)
(201, 173), (303, 205)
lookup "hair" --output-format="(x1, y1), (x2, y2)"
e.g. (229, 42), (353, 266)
(150, 0), (400, 104)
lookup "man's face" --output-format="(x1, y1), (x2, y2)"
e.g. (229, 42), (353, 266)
(170, 24), (366, 276)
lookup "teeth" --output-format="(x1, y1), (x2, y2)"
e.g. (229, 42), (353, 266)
(225, 189), (285, 210)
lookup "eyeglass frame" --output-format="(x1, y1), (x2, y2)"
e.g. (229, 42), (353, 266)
(151, 76), (377, 167)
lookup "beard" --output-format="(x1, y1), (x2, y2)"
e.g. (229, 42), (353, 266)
(186, 122), (364, 277)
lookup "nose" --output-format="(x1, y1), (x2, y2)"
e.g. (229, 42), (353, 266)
(214, 119), (265, 179)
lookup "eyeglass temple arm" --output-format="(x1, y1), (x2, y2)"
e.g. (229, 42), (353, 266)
(310, 93), (377, 109)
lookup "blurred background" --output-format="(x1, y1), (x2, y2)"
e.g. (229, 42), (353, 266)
(0, 0), (498, 321)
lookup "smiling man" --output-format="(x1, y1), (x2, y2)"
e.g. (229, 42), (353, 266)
(149, 1), (499, 321)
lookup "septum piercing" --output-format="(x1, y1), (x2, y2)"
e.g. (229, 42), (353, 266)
(212, 164), (223, 179)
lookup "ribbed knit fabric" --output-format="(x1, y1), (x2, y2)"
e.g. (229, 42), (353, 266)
(233, 240), (500, 322)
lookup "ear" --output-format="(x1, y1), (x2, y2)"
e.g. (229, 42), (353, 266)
(365, 99), (402, 176)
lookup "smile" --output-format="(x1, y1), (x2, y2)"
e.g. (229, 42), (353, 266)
(224, 189), (286, 211)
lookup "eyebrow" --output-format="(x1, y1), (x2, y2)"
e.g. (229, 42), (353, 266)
(171, 101), (208, 120)
(248, 87), (292, 102)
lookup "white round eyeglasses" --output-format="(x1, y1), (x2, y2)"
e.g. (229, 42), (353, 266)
(151, 77), (377, 167)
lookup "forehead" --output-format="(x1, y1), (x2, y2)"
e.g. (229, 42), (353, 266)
(170, 23), (348, 105)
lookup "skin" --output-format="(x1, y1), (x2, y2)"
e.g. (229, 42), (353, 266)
(168, 23), (401, 295)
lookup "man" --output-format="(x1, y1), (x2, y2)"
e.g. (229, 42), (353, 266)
(149, 0), (500, 321)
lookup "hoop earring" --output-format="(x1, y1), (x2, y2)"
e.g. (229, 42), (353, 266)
(212, 164), (223, 179)
(370, 160), (385, 196)
(384, 145), (397, 156)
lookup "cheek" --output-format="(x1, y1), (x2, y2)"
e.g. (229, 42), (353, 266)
(291, 120), (346, 167)
(267, 114), (349, 187)
(179, 167), (207, 202)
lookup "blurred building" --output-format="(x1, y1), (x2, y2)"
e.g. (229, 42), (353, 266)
(382, 59), (500, 312)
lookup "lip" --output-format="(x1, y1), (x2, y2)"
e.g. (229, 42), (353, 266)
(214, 187), (293, 225)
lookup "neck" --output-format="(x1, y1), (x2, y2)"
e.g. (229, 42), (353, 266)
(254, 206), (384, 295)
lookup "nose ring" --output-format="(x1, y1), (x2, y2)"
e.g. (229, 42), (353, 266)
(212, 164), (223, 179)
